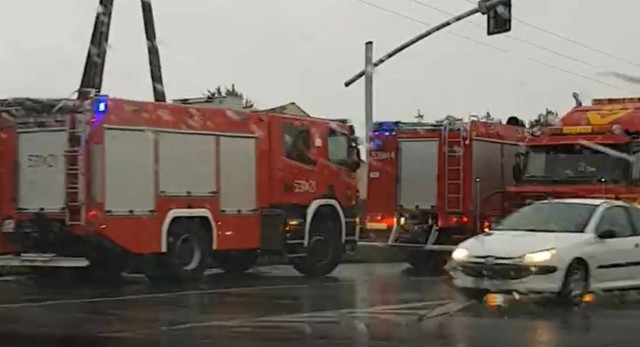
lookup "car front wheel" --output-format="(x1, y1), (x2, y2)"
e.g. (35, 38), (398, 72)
(559, 259), (589, 306)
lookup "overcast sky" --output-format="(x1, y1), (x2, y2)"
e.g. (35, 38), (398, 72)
(1, 0), (639, 136)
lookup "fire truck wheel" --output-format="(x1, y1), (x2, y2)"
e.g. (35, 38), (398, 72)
(146, 219), (210, 282)
(217, 250), (258, 274)
(290, 217), (343, 277)
(407, 250), (447, 276)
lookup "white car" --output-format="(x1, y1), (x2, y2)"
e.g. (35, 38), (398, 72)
(448, 198), (640, 303)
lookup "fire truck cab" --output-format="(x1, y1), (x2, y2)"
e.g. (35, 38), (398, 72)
(487, 97), (640, 222)
(0, 94), (361, 280)
(363, 116), (527, 273)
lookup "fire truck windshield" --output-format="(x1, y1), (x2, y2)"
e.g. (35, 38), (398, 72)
(328, 129), (361, 172)
(522, 143), (630, 183)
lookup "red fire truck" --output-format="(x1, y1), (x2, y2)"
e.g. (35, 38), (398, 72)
(362, 116), (527, 273)
(0, 93), (361, 280)
(482, 97), (640, 223)
(0, 127), (16, 253)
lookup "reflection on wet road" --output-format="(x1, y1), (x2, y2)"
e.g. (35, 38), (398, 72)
(0, 263), (639, 346)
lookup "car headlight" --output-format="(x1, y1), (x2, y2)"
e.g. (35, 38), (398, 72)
(522, 249), (556, 263)
(451, 248), (469, 261)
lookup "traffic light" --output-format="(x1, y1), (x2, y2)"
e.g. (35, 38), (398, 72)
(486, 0), (511, 36)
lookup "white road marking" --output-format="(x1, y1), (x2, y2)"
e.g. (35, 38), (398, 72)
(155, 299), (451, 331)
(101, 299), (452, 337)
(0, 284), (316, 309)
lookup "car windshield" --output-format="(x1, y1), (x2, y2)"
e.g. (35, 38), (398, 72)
(523, 144), (630, 183)
(492, 202), (597, 233)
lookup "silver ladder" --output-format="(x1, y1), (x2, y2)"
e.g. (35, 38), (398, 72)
(442, 119), (464, 212)
(64, 104), (90, 226)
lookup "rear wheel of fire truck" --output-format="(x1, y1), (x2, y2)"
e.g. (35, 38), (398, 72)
(146, 219), (210, 283)
(407, 250), (448, 276)
(290, 210), (343, 277)
(217, 250), (259, 274)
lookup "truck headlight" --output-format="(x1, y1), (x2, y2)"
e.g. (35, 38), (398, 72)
(523, 249), (556, 263)
(451, 248), (469, 261)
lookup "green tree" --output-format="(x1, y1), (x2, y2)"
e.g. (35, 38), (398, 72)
(527, 108), (559, 128)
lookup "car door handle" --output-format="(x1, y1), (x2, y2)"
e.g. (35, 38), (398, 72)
(635, 243), (639, 248)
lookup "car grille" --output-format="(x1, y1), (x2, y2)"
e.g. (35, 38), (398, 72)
(459, 262), (557, 280)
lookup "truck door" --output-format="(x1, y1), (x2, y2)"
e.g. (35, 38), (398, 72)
(16, 128), (67, 213)
(279, 120), (319, 202)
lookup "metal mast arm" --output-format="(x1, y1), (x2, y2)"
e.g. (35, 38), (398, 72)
(344, 0), (509, 88)
(79, 0), (114, 94)
(141, 0), (167, 102)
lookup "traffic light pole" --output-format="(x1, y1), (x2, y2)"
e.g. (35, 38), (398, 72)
(344, 0), (510, 88)
(365, 41), (374, 142)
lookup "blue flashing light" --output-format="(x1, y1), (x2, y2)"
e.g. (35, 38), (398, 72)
(372, 121), (397, 136)
(93, 95), (109, 123)
(375, 122), (396, 132)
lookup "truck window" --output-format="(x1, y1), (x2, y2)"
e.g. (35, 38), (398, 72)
(523, 144), (630, 183)
(283, 123), (316, 166)
(328, 130), (349, 165)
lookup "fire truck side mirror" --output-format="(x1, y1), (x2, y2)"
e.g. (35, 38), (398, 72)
(512, 152), (524, 183)
(632, 153), (640, 181)
(348, 147), (362, 171)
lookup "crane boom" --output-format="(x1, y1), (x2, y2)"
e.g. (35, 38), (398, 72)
(141, 0), (166, 102)
(78, 0), (114, 94)
(78, 0), (166, 102)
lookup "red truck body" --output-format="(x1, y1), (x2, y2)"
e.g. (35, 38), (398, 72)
(0, 95), (360, 278)
(482, 97), (640, 224)
(362, 117), (526, 271)
(0, 128), (16, 253)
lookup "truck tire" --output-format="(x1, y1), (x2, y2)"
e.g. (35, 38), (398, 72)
(291, 216), (343, 277)
(217, 250), (258, 274)
(146, 219), (209, 283)
(407, 250), (447, 276)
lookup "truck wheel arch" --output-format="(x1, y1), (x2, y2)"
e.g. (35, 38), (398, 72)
(160, 209), (217, 253)
(304, 199), (345, 246)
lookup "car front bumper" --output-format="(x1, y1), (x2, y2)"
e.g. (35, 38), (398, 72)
(448, 260), (566, 294)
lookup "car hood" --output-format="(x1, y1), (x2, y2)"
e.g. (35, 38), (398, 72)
(459, 230), (590, 258)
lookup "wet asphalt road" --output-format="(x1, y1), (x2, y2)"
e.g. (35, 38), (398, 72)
(0, 263), (639, 347)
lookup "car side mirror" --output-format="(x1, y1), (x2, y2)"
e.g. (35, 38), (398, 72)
(597, 229), (616, 239)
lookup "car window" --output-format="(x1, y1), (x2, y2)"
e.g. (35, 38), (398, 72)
(597, 206), (635, 238)
(627, 205), (640, 235)
(493, 202), (596, 233)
